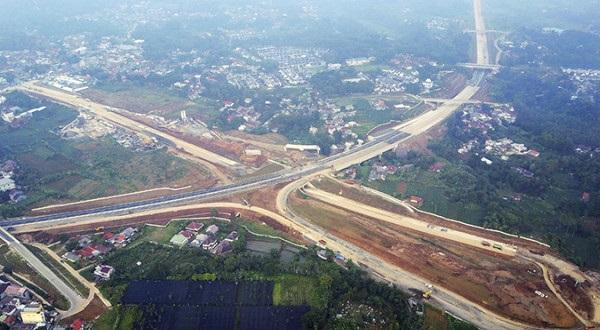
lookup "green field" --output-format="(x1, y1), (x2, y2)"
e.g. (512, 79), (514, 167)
(92, 305), (140, 330)
(272, 274), (322, 308)
(364, 163), (486, 224)
(0, 92), (205, 218)
(424, 305), (478, 330)
(86, 82), (221, 122)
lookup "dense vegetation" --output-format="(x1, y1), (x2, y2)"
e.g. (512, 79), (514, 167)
(365, 67), (600, 268)
(95, 220), (422, 330)
(504, 29), (600, 69)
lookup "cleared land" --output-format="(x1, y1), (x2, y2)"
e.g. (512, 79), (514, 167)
(18, 82), (239, 169)
(0, 98), (214, 216)
(288, 194), (579, 328)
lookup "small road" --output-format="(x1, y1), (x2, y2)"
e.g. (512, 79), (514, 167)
(0, 227), (86, 316)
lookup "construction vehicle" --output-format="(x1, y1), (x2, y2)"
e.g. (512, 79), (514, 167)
(492, 243), (503, 250)
(422, 290), (433, 299)
(95, 226), (105, 232)
(481, 241), (491, 247)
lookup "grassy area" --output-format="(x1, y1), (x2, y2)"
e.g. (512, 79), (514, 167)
(87, 82), (221, 122)
(424, 305), (478, 330)
(364, 164), (486, 224)
(0, 92), (204, 218)
(245, 162), (285, 178)
(27, 244), (90, 297)
(0, 245), (70, 310)
(235, 218), (284, 238)
(130, 221), (187, 247)
(272, 274), (322, 308)
(92, 305), (140, 330)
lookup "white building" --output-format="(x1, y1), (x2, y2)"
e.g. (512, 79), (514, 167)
(0, 178), (16, 192)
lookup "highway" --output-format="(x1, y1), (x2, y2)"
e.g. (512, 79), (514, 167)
(474, 0), (491, 65)
(2, 129), (408, 227)
(1, 0), (558, 328)
(0, 227), (86, 316)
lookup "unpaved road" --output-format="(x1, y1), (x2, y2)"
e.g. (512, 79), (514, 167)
(301, 184), (517, 256)
(17, 82), (238, 175)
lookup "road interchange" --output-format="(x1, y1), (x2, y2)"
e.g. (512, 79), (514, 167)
(2, 0), (597, 328)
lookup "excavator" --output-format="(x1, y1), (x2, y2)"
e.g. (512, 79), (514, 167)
(422, 290), (433, 299)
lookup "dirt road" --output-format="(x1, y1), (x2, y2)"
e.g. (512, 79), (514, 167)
(301, 184), (517, 256)
(17, 82), (237, 181)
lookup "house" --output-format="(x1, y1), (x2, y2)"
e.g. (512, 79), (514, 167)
(189, 239), (202, 248)
(429, 162), (446, 173)
(62, 252), (81, 263)
(121, 227), (137, 239)
(212, 241), (233, 256)
(1, 160), (17, 173)
(8, 190), (26, 203)
(102, 232), (114, 241)
(78, 246), (95, 259)
(90, 244), (111, 256)
(111, 234), (127, 247)
(94, 265), (114, 280)
(20, 302), (45, 324)
(1, 315), (16, 327)
(186, 222), (204, 232)
(224, 231), (239, 242)
(78, 236), (92, 247)
(3, 285), (29, 299)
(408, 196), (424, 207)
(196, 233), (209, 244)
(170, 234), (190, 247)
(481, 157), (493, 165)
(205, 224), (219, 235)
(202, 236), (218, 250)
(582, 192), (591, 203)
(179, 230), (195, 240)
(0, 283), (9, 299)
(0, 178), (15, 192)
(71, 319), (85, 330)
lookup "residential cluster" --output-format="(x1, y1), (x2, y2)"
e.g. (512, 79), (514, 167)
(169, 222), (239, 256)
(562, 68), (600, 101)
(367, 163), (398, 182)
(456, 103), (540, 163)
(0, 276), (57, 329)
(61, 227), (137, 280)
(0, 160), (27, 204)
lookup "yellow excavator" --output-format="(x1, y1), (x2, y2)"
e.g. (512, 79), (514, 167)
(422, 290), (433, 299)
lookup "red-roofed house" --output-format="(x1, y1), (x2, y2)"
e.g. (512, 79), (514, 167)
(179, 230), (195, 240)
(408, 195), (424, 207)
(582, 192), (591, 203)
(71, 319), (84, 330)
(185, 222), (204, 232)
(429, 162), (446, 173)
(103, 232), (114, 241)
(78, 246), (95, 258)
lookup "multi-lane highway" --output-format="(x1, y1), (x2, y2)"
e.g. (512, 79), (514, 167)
(0, 0), (520, 327)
